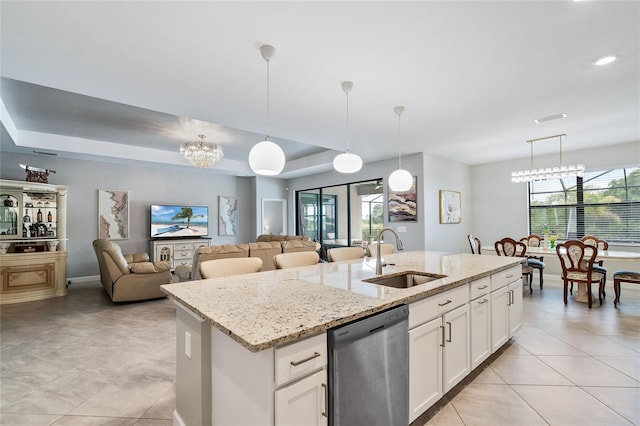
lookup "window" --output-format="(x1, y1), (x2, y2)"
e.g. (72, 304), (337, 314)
(529, 167), (640, 243)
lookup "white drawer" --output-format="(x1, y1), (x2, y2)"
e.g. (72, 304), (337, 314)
(491, 265), (521, 291)
(275, 333), (327, 386)
(174, 243), (193, 251)
(173, 249), (192, 260)
(409, 285), (469, 329)
(469, 276), (491, 300)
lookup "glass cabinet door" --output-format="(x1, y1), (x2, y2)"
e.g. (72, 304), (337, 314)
(0, 194), (19, 237)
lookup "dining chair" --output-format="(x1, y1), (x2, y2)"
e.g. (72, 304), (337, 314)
(613, 270), (640, 307)
(327, 247), (365, 262)
(494, 237), (534, 294)
(366, 243), (394, 258)
(580, 235), (608, 296)
(273, 251), (320, 269)
(467, 234), (482, 255)
(199, 257), (263, 279)
(519, 235), (546, 291)
(556, 240), (604, 308)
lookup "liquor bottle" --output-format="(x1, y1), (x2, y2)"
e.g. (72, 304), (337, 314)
(22, 224), (27, 237)
(23, 209), (31, 223)
(37, 209), (43, 223)
(47, 211), (52, 222)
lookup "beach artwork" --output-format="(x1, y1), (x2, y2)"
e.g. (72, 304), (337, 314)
(151, 205), (208, 237)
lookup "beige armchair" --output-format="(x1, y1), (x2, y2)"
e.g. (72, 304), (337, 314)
(92, 239), (171, 302)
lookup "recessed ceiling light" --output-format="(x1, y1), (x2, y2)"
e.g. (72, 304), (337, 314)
(593, 54), (619, 66)
(534, 113), (567, 124)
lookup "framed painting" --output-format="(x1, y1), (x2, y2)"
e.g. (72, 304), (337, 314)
(388, 176), (417, 222)
(439, 190), (461, 224)
(98, 189), (129, 239)
(218, 195), (239, 236)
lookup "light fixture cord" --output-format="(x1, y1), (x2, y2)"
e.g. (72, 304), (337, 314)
(530, 141), (534, 170)
(345, 90), (350, 152)
(266, 57), (271, 140)
(397, 112), (402, 168)
(559, 134), (563, 166)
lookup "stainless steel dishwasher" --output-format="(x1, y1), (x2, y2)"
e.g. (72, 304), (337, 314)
(328, 304), (409, 426)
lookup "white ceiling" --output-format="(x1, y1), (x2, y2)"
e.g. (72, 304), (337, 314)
(1, 1), (638, 177)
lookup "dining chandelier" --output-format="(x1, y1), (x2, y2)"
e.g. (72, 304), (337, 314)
(180, 134), (224, 169)
(511, 134), (585, 183)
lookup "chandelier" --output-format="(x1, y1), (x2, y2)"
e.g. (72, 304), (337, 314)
(248, 44), (286, 176)
(333, 81), (363, 173)
(511, 134), (585, 183)
(388, 106), (413, 192)
(180, 134), (224, 169)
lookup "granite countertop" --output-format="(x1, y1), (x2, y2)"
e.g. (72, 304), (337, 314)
(161, 251), (523, 352)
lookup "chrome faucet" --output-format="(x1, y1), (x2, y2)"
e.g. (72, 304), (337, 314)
(375, 227), (404, 275)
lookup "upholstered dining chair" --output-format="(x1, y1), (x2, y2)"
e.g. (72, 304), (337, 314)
(366, 243), (394, 258)
(467, 234), (482, 255)
(273, 251), (320, 269)
(613, 270), (640, 307)
(556, 240), (604, 308)
(327, 247), (365, 262)
(494, 237), (534, 294)
(580, 235), (608, 296)
(199, 257), (263, 279)
(519, 235), (546, 291)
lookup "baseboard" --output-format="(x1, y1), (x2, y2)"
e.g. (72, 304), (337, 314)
(67, 275), (100, 285)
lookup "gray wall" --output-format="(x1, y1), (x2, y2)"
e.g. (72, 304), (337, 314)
(286, 153), (426, 252)
(1, 152), (254, 278)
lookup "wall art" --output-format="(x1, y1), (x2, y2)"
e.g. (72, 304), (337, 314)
(388, 176), (417, 222)
(98, 189), (129, 239)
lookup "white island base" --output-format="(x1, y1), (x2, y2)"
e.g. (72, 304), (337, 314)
(163, 251), (524, 426)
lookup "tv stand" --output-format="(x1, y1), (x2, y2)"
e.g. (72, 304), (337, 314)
(150, 238), (212, 271)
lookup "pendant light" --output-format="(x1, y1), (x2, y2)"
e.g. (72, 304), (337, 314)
(388, 106), (413, 191)
(248, 45), (286, 176)
(333, 81), (363, 173)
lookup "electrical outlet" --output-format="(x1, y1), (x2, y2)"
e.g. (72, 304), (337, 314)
(397, 226), (407, 233)
(185, 331), (192, 359)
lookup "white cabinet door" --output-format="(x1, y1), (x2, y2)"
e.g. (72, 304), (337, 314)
(491, 285), (510, 353)
(470, 296), (491, 370)
(275, 369), (327, 426)
(409, 317), (443, 423)
(442, 304), (470, 393)
(508, 279), (523, 336)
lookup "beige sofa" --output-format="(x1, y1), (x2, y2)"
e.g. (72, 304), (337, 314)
(92, 239), (172, 302)
(176, 235), (317, 281)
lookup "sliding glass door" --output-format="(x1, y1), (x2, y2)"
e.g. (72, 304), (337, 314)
(296, 179), (383, 248)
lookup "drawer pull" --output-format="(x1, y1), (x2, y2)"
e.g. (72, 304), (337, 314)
(477, 285), (488, 290)
(438, 299), (452, 307)
(290, 352), (321, 366)
(440, 325), (445, 347)
(506, 274), (514, 279)
(447, 321), (452, 342)
(478, 299), (488, 304)
(321, 383), (328, 417)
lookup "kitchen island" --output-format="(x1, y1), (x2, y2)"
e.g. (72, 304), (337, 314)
(161, 250), (524, 426)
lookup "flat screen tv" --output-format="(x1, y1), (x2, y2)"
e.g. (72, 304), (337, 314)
(150, 205), (209, 239)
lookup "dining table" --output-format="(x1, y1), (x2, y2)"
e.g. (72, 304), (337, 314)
(481, 244), (640, 303)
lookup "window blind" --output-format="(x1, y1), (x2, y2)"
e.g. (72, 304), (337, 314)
(529, 167), (640, 243)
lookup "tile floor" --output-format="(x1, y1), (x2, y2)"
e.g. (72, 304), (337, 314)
(1, 276), (638, 426)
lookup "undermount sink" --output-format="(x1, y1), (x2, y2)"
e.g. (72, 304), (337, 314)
(363, 271), (447, 289)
